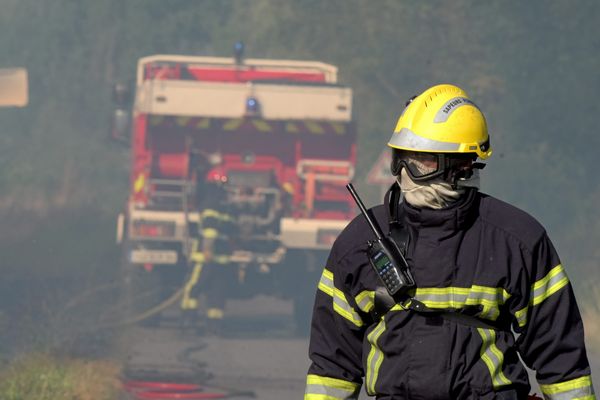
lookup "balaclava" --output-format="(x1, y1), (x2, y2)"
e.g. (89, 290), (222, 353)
(398, 168), (464, 209)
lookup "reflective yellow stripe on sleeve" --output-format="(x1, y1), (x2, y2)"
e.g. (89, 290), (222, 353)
(531, 264), (569, 306)
(539, 375), (596, 400)
(318, 269), (363, 327)
(477, 328), (511, 389)
(514, 305), (529, 328)
(305, 374), (360, 400)
(355, 290), (375, 314)
(513, 264), (570, 328)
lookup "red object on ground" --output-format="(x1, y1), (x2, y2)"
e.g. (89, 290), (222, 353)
(122, 380), (229, 400)
(135, 391), (227, 399)
(123, 380), (201, 392)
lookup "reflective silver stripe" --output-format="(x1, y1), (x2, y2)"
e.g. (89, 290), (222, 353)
(305, 374), (360, 400)
(318, 269), (363, 327)
(355, 290), (375, 313)
(477, 328), (511, 389)
(318, 269), (334, 297)
(531, 264), (569, 306)
(540, 375), (595, 400)
(388, 127), (461, 152)
(433, 97), (481, 123)
(514, 265), (570, 328)
(514, 305), (528, 328)
(543, 389), (595, 400)
(332, 289), (363, 327)
(357, 286), (510, 320)
(305, 384), (358, 399)
(365, 318), (386, 395)
(414, 286), (510, 320)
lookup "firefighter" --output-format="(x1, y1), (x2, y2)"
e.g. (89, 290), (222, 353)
(196, 182), (235, 326)
(190, 153), (237, 330)
(305, 84), (595, 400)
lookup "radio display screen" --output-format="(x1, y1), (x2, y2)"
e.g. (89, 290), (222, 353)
(374, 252), (390, 271)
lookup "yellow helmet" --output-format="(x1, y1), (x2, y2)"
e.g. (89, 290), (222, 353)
(387, 84), (492, 160)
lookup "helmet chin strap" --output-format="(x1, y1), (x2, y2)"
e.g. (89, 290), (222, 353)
(445, 162), (486, 189)
(456, 168), (482, 190)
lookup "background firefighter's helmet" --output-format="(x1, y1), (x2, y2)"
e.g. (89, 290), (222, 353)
(388, 84), (492, 182)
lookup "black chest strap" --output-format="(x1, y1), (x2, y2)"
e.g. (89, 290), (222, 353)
(373, 286), (506, 331)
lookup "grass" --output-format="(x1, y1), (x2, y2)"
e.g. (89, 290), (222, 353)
(0, 353), (120, 400)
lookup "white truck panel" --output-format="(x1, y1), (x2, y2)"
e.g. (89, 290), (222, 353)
(130, 249), (178, 264)
(135, 80), (352, 121)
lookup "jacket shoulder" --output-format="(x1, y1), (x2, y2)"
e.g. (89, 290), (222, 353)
(329, 204), (387, 264)
(478, 193), (547, 249)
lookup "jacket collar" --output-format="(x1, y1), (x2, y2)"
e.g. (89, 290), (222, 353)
(401, 187), (479, 231)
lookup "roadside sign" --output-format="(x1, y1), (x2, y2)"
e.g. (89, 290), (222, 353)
(0, 68), (28, 107)
(367, 149), (395, 185)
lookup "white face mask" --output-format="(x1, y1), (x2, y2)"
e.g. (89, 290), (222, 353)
(397, 168), (465, 209)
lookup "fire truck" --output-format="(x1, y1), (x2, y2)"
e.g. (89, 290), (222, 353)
(114, 48), (355, 330)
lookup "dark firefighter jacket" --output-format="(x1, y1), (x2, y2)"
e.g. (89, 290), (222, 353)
(305, 189), (595, 400)
(196, 183), (236, 263)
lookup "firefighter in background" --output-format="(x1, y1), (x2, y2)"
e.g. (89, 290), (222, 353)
(189, 151), (237, 329)
(197, 181), (235, 324)
(305, 84), (595, 399)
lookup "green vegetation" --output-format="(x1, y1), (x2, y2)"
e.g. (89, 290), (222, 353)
(0, 353), (119, 400)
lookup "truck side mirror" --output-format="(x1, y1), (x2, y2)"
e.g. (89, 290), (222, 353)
(112, 82), (131, 107)
(110, 83), (131, 143)
(111, 108), (130, 143)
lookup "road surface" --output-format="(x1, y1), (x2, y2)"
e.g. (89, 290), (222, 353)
(121, 295), (600, 399)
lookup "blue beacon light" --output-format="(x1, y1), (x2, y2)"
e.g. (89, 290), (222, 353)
(246, 96), (260, 114)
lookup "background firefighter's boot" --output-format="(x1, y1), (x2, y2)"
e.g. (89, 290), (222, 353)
(205, 307), (224, 335)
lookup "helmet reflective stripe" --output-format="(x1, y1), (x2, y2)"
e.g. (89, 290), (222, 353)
(434, 97), (481, 123)
(388, 127), (461, 152)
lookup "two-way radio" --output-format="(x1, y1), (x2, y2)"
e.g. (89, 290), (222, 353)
(346, 183), (415, 296)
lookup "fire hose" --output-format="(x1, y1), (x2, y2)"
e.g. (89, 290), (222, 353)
(61, 255), (205, 330)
